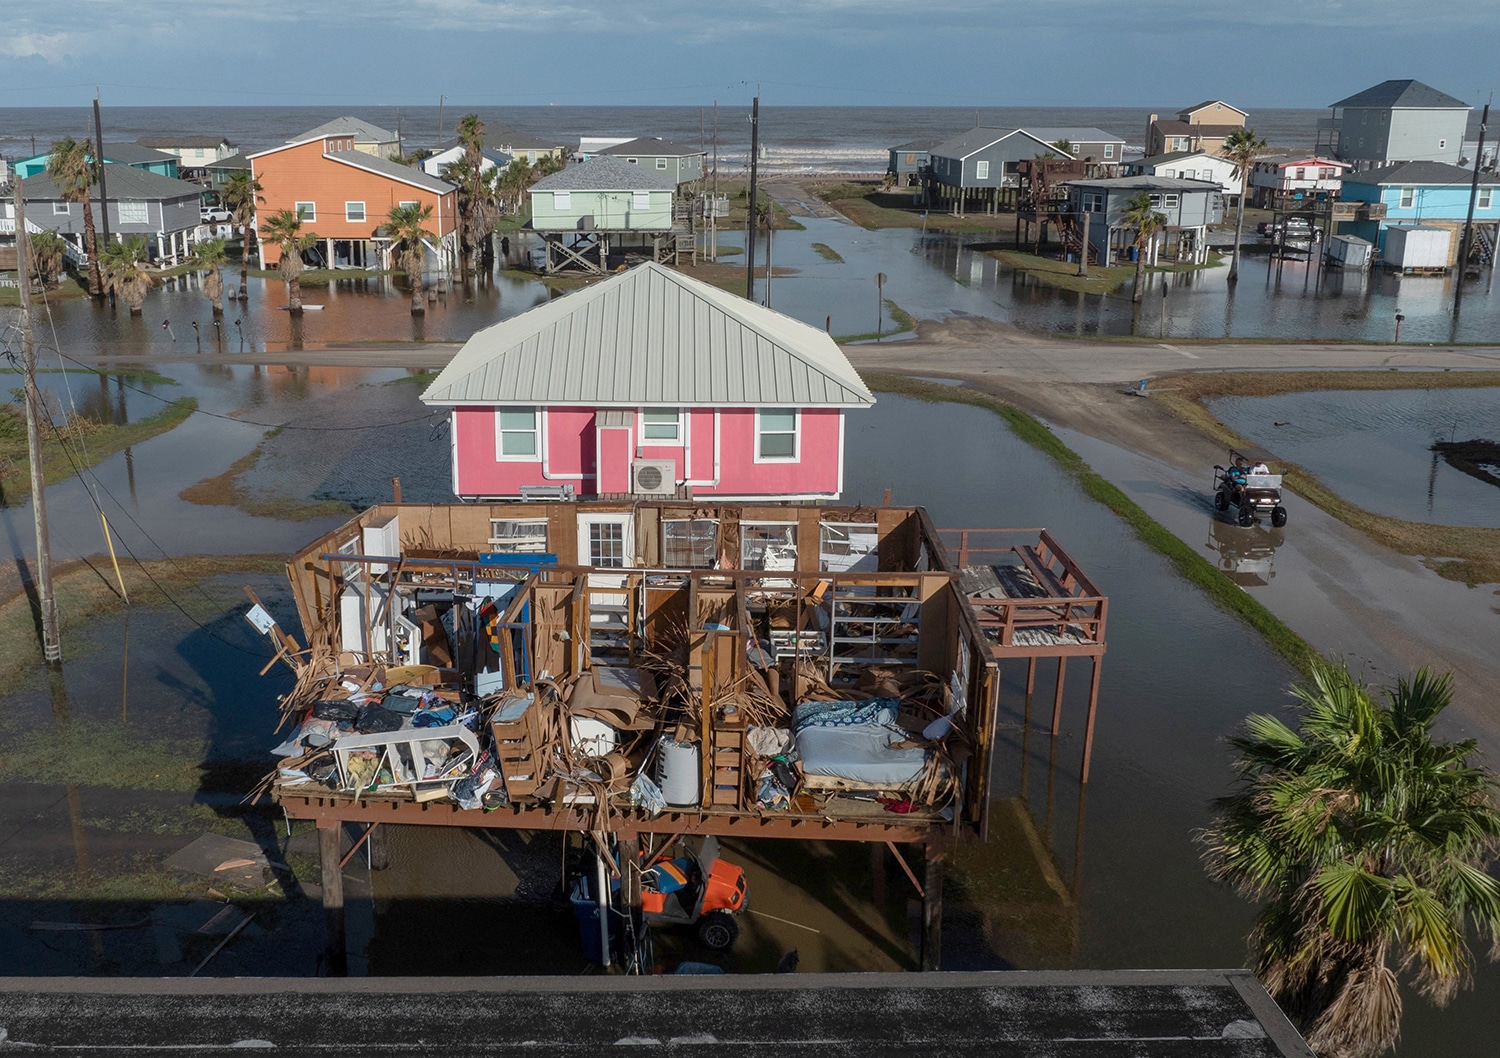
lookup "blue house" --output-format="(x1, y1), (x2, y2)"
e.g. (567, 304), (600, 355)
(13, 142), (179, 180)
(1337, 160), (1500, 263)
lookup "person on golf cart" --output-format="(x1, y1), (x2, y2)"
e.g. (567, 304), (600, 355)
(1250, 459), (1270, 475)
(1226, 458), (1249, 503)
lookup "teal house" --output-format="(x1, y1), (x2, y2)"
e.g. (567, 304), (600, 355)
(528, 158), (676, 232)
(1337, 160), (1500, 261)
(595, 138), (705, 186)
(13, 142), (179, 180)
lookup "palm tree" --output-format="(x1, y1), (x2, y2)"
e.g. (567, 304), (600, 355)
(45, 137), (103, 297)
(192, 237), (229, 316)
(1221, 127), (1267, 283)
(1051, 139), (1074, 157)
(1202, 660), (1500, 1058)
(260, 209), (316, 316)
(98, 237), (154, 315)
(387, 202), (434, 315)
(221, 170), (264, 300)
(1120, 191), (1166, 303)
(28, 230), (66, 288)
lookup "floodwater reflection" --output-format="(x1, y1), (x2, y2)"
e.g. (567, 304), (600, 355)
(1206, 518), (1285, 587)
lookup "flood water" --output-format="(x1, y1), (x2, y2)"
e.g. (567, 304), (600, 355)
(1210, 388), (1500, 527)
(1, 373), (1495, 1053)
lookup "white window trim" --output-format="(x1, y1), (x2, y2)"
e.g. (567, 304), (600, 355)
(295, 201), (316, 222)
(638, 407), (685, 446)
(1103, 143), (1115, 159)
(1163, 193), (1180, 207)
(754, 408), (800, 463)
(655, 157), (667, 170)
(632, 190), (651, 210)
(345, 201), (366, 222)
(553, 191), (571, 210)
(1480, 188), (1494, 209)
(740, 521), (798, 571)
(117, 200), (149, 224)
(494, 406), (542, 462)
(399, 200), (419, 210)
(1398, 187), (1415, 209)
(975, 160), (990, 180)
(488, 518), (549, 553)
(52, 202), (70, 215)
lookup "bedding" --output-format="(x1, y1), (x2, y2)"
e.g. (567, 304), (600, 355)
(791, 697), (927, 787)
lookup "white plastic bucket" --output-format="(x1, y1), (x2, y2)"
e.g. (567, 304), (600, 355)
(656, 738), (701, 806)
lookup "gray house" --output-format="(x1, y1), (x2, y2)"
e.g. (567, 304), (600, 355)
(19, 166), (205, 264)
(1018, 127), (1126, 172)
(887, 138), (937, 184)
(928, 127), (1059, 189)
(596, 138), (705, 185)
(1064, 176), (1223, 266)
(1317, 80), (1470, 170)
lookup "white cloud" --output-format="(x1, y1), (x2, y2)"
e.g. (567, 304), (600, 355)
(0, 32), (72, 61)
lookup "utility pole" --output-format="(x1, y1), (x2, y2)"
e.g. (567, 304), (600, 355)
(711, 101), (719, 262)
(746, 94), (760, 303)
(93, 94), (111, 244)
(1454, 102), (1490, 314)
(13, 183), (62, 666)
(438, 95), (446, 141)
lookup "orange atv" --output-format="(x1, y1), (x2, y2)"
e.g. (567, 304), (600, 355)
(638, 835), (749, 950)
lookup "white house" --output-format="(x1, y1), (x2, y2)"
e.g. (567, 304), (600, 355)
(419, 142), (513, 179)
(1249, 156), (1348, 208)
(1129, 150), (1243, 203)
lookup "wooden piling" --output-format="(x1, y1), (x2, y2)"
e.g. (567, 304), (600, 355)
(919, 838), (945, 971)
(318, 824), (347, 976)
(1050, 657), (1067, 736)
(1081, 656), (1103, 782)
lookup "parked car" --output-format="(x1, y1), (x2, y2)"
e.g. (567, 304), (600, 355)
(200, 205), (232, 223)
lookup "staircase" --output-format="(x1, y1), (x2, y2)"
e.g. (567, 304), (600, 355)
(1475, 226), (1495, 266)
(1059, 214), (1101, 265)
(707, 718), (746, 808)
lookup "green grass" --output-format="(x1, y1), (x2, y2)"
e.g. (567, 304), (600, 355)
(865, 373), (1318, 677)
(0, 274), (94, 305)
(1, 366), (177, 385)
(813, 181), (1016, 235)
(835, 299), (917, 343)
(811, 242), (845, 263)
(179, 435), (357, 522)
(987, 248), (1133, 294)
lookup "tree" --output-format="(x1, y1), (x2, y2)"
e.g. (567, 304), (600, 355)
(387, 201), (434, 315)
(1051, 139), (1074, 157)
(448, 114), (495, 277)
(28, 230), (66, 288)
(1221, 127), (1267, 283)
(260, 209), (316, 316)
(221, 170), (264, 300)
(45, 137), (103, 297)
(192, 237), (229, 316)
(1120, 191), (1166, 303)
(1202, 660), (1500, 1058)
(98, 237), (154, 315)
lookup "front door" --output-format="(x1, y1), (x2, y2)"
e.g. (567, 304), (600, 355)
(577, 514), (635, 663)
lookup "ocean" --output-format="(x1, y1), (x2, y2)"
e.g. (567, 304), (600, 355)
(0, 103), (1424, 175)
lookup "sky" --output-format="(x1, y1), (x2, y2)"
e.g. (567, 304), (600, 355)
(3, 0), (1498, 110)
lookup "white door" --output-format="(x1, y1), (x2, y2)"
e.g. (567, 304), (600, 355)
(577, 514), (635, 662)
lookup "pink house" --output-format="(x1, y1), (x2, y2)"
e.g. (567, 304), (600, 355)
(421, 262), (875, 502)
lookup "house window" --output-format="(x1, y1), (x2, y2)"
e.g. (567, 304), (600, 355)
(1438, 139), (1447, 150)
(553, 191), (570, 210)
(1082, 192), (1105, 213)
(1294, 168), (1305, 181)
(496, 407), (539, 458)
(655, 158), (667, 170)
(52, 202), (70, 215)
(345, 201), (366, 222)
(819, 522), (879, 573)
(626, 158), (638, 164)
(1480, 188), (1493, 209)
(295, 201), (316, 222)
(1163, 194), (1180, 207)
(194, 148), (205, 158)
(118, 201), (148, 224)
(641, 408), (682, 443)
(632, 190), (651, 210)
(399, 200), (419, 210)
(662, 518), (718, 569)
(755, 408), (798, 461)
(1399, 187), (1415, 209)
(1103, 143), (1115, 159)
(741, 523), (797, 571)
(1172, 137), (1189, 151)
(488, 519), (548, 553)
(1163, 169), (1176, 178)
(1148, 194), (1163, 206)
(975, 160), (990, 180)
(905, 153), (915, 165)
(588, 522), (626, 568)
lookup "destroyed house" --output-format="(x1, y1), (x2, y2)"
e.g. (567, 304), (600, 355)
(263, 500), (1109, 849)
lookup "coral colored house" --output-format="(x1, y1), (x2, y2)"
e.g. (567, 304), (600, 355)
(421, 262), (875, 502)
(249, 123), (457, 270)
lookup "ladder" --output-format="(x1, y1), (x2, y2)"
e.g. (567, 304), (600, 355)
(491, 694), (545, 800)
(708, 719), (746, 808)
(827, 580), (921, 677)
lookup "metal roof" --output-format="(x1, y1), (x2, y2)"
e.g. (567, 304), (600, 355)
(1151, 120), (1244, 137)
(19, 166), (203, 202)
(1331, 79), (1468, 110)
(491, 127), (566, 152)
(1021, 127), (1125, 145)
(326, 150), (454, 193)
(1136, 150), (1226, 166)
(530, 157), (676, 192)
(1346, 160), (1499, 186)
(1178, 100), (1249, 118)
(1066, 175), (1223, 191)
(137, 134), (234, 149)
(293, 116), (399, 143)
(598, 137), (705, 158)
(206, 152), (252, 171)
(101, 142), (177, 165)
(890, 138), (938, 152)
(931, 127), (1058, 160)
(421, 261), (875, 409)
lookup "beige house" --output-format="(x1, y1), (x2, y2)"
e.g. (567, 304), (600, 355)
(1146, 100), (1248, 158)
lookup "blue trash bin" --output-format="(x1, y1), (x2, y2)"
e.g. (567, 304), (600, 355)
(1128, 246), (1139, 262)
(570, 878), (619, 965)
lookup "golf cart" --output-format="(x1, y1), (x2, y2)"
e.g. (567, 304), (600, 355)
(638, 834), (749, 949)
(1213, 446), (1288, 528)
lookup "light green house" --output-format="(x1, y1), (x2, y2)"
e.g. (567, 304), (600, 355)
(528, 158), (676, 232)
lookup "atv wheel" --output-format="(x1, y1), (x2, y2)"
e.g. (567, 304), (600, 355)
(696, 911), (739, 950)
(1213, 491), (1229, 512)
(1238, 505), (1255, 527)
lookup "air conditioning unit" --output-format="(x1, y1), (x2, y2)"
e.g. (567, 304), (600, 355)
(631, 459), (677, 496)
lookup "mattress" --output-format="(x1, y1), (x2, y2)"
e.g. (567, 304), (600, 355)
(792, 698), (928, 787)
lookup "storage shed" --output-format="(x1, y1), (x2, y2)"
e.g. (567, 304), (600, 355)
(1382, 224), (1451, 272)
(1325, 234), (1373, 270)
